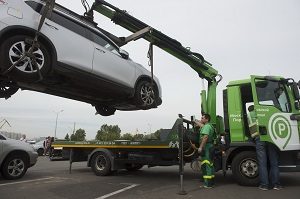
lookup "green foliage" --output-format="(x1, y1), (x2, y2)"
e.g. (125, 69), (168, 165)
(154, 129), (161, 139)
(95, 124), (121, 141)
(64, 133), (70, 141)
(133, 133), (144, 141)
(70, 128), (86, 141)
(121, 133), (133, 141)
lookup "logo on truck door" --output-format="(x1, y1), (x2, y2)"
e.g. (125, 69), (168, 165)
(269, 115), (291, 149)
(268, 113), (300, 151)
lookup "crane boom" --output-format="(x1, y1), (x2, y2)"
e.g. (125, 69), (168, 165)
(89, 0), (219, 82)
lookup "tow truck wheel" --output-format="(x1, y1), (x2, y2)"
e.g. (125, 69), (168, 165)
(91, 152), (112, 176)
(1, 154), (28, 180)
(125, 164), (143, 171)
(232, 151), (259, 186)
(134, 80), (158, 109)
(0, 35), (51, 82)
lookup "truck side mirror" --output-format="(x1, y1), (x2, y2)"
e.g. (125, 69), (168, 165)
(298, 80), (300, 89)
(292, 82), (300, 100)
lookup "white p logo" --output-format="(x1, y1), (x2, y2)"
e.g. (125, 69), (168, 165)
(269, 115), (291, 149)
(278, 123), (286, 136)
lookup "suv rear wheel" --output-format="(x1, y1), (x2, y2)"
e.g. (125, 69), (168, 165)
(0, 80), (19, 99)
(95, 105), (116, 116)
(0, 35), (51, 82)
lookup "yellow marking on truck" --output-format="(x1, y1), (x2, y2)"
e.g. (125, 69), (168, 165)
(52, 144), (170, 149)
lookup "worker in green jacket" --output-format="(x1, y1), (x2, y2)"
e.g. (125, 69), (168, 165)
(198, 113), (215, 188)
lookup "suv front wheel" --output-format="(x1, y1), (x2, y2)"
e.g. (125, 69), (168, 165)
(134, 80), (158, 109)
(0, 35), (51, 82)
(1, 154), (28, 180)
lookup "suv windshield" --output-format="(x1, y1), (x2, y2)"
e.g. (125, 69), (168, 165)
(255, 79), (290, 112)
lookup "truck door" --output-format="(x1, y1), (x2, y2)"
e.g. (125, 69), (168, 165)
(250, 76), (300, 151)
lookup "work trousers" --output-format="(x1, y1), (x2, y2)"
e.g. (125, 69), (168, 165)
(201, 144), (215, 187)
(255, 137), (280, 187)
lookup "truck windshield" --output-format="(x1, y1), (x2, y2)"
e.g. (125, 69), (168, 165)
(255, 80), (290, 112)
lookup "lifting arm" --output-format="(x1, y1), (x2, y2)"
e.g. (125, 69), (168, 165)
(89, 0), (219, 83)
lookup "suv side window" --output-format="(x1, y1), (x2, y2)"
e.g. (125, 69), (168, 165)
(0, 134), (6, 140)
(25, 1), (43, 13)
(90, 31), (121, 56)
(90, 32), (109, 47)
(50, 11), (86, 38)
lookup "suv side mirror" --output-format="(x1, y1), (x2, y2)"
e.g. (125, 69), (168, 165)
(292, 82), (300, 100)
(119, 49), (129, 59)
(298, 80), (300, 89)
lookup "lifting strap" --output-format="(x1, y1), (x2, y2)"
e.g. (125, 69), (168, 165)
(2, 0), (56, 81)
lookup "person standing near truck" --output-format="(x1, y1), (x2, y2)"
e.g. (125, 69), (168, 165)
(198, 113), (215, 188)
(247, 105), (283, 191)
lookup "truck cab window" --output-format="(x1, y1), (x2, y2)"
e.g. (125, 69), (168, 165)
(255, 80), (290, 112)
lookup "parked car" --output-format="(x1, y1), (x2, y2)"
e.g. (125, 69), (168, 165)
(32, 140), (45, 156)
(0, 133), (38, 180)
(0, 0), (162, 116)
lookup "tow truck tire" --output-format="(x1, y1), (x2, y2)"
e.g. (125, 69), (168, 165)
(0, 35), (51, 82)
(134, 80), (158, 109)
(1, 154), (28, 180)
(91, 152), (112, 176)
(232, 151), (259, 186)
(125, 164), (143, 171)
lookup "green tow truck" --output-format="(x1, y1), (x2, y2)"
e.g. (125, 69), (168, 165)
(53, 0), (300, 186)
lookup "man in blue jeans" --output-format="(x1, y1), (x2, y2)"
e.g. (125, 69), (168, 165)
(255, 137), (283, 190)
(248, 105), (283, 190)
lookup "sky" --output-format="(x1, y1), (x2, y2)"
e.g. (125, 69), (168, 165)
(1, 0), (300, 140)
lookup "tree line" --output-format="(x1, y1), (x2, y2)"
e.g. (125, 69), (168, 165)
(64, 124), (161, 141)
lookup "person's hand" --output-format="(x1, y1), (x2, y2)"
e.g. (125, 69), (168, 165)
(198, 147), (203, 154)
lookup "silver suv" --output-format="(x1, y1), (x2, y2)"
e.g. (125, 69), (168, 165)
(0, 133), (38, 180)
(0, 0), (162, 116)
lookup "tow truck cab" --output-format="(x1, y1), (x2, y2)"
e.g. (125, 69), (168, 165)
(222, 76), (300, 185)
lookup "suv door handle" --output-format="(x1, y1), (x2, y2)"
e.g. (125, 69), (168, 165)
(45, 22), (58, 30)
(95, 47), (105, 53)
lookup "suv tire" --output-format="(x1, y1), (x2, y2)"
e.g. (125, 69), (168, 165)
(0, 80), (19, 99)
(134, 80), (158, 109)
(0, 35), (51, 82)
(95, 105), (116, 116)
(1, 154), (28, 180)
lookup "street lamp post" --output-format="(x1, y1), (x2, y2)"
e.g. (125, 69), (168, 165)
(54, 110), (63, 140)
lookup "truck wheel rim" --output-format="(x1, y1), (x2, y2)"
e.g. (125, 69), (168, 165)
(8, 159), (25, 177)
(240, 158), (258, 178)
(9, 41), (45, 73)
(140, 84), (154, 105)
(95, 155), (107, 171)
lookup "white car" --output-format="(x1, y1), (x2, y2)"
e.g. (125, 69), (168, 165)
(0, 133), (38, 180)
(0, 0), (162, 116)
(32, 140), (45, 156)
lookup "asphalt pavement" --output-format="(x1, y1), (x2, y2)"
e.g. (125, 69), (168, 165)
(0, 156), (299, 199)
